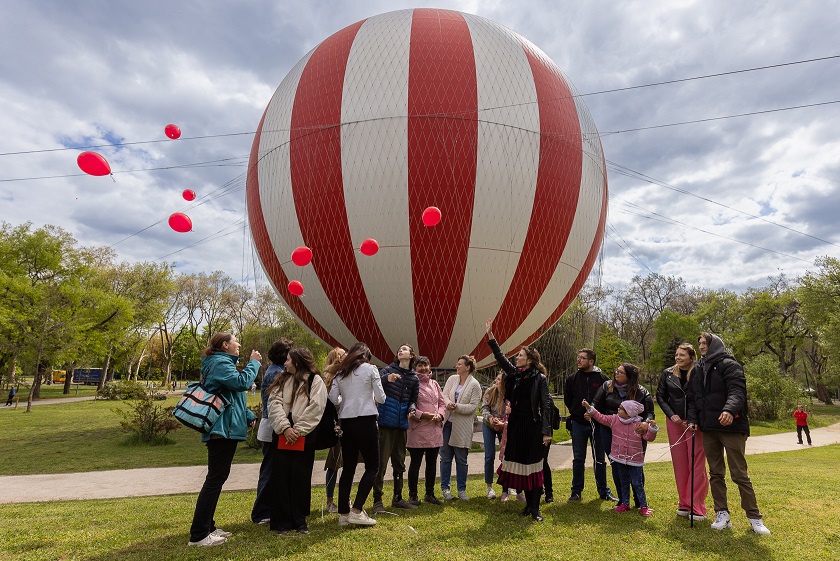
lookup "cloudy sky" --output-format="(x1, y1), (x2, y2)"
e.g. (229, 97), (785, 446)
(2, 0), (838, 295)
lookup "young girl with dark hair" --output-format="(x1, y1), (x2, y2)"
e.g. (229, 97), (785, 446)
(267, 347), (326, 535)
(328, 342), (386, 527)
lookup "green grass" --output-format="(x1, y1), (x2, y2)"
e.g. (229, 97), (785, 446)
(0, 395), (265, 475)
(0, 445), (836, 561)
(18, 384), (100, 400)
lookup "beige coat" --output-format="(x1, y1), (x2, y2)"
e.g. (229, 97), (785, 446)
(268, 373), (327, 438)
(441, 373), (481, 448)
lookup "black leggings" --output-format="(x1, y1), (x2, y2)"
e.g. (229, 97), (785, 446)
(338, 415), (380, 515)
(407, 447), (440, 497)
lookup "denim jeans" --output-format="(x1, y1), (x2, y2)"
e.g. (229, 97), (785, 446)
(481, 423), (501, 486)
(439, 422), (468, 492)
(570, 419), (609, 497)
(613, 462), (647, 508)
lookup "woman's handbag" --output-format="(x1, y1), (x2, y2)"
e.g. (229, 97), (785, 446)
(173, 377), (229, 434)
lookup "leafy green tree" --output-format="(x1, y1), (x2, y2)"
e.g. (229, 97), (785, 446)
(799, 257), (840, 403)
(594, 328), (638, 381)
(649, 310), (701, 374)
(744, 354), (801, 421)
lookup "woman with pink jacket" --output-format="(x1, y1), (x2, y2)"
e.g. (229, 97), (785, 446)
(406, 356), (446, 506)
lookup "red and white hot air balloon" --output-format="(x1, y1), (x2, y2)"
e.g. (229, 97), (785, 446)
(247, 8), (607, 368)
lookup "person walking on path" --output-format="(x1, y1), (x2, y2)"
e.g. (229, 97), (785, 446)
(656, 343), (708, 521)
(794, 404), (812, 445)
(373, 344), (420, 512)
(5, 385), (16, 406)
(563, 348), (615, 502)
(485, 319), (553, 521)
(687, 333), (771, 536)
(406, 355), (446, 506)
(251, 338), (292, 524)
(188, 333), (262, 547)
(328, 342), (386, 528)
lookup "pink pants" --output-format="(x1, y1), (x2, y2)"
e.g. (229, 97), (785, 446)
(666, 418), (709, 516)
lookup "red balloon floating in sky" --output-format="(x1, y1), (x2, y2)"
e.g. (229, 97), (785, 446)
(165, 124), (181, 139)
(288, 280), (304, 296)
(422, 206), (441, 227)
(168, 212), (192, 233)
(77, 151), (111, 176)
(360, 238), (379, 256)
(182, 189), (196, 201)
(291, 246), (313, 266)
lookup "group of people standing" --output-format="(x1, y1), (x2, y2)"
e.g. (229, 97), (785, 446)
(186, 327), (773, 547)
(565, 332), (770, 535)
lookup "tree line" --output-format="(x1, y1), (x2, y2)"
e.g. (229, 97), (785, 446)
(2, 222), (838, 415)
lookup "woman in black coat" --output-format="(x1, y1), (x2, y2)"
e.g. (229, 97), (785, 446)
(485, 319), (552, 521)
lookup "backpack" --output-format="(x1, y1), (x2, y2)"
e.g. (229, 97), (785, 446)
(308, 373), (340, 450)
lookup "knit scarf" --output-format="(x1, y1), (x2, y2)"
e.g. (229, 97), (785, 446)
(512, 366), (537, 393)
(614, 382), (628, 399)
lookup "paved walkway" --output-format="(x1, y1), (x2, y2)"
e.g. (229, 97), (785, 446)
(2, 422), (838, 504)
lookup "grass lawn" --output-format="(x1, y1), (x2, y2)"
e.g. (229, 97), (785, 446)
(0, 445), (836, 561)
(0, 395), (265, 475)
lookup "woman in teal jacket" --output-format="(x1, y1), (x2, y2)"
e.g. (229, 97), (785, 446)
(188, 332), (262, 547)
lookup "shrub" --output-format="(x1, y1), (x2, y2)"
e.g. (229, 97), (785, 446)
(744, 354), (801, 421)
(245, 403), (262, 450)
(98, 380), (149, 400)
(116, 395), (180, 445)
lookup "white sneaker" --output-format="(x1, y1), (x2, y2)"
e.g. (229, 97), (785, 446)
(749, 518), (771, 535)
(486, 487), (496, 500)
(188, 534), (227, 547)
(338, 514), (349, 527)
(442, 489), (455, 501)
(689, 513), (706, 522)
(457, 490), (470, 501)
(327, 502), (339, 514)
(347, 509), (377, 526)
(210, 528), (232, 538)
(711, 510), (732, 530)
(676, 509), (690, 517)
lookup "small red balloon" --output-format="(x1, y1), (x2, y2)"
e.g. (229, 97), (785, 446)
(422, 206), (442, 227)
(168, 212), (192, 233)
(182, 189), (196, 201)
(291, 246), (313, 266)
(288, 280), (304, 296)
(360, 238), (379, 256)
(77, 151), (111, 176)
(165, 124), (181, 139)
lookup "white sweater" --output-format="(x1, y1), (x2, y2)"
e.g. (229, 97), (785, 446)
(328, 362), (386, 419)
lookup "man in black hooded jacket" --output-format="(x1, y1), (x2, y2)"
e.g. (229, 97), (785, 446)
(686, 333), (770, 535)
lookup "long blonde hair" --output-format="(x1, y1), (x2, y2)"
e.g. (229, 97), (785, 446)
(323, 347), (345, 390)
(483, 372), (505, 412)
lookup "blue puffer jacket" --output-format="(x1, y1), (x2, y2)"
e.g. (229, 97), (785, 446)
(377, 362), (419, 430)
(199, 352), (260, 442)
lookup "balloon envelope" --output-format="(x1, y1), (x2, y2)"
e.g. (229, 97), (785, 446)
(77, 151), (111, 176)
(165, 124), (182, 139)
(182, 189), (196, 201)
(246, 9), (607, 368)
(168, 212), (192, 233)
(291, 246), (313, 266)
(360, 239), (379, 256)
(422, 206), (442, 227)
(288, 280), (304, 296)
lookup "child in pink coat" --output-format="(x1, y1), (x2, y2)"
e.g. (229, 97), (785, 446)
(583, 399), (658, 516)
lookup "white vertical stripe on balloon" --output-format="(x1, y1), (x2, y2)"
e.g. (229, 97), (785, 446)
(341, 10), (418, 355)
(491, 104), (605, 366)
(257, 48), (359, 349)
(440, 13), (541, 368)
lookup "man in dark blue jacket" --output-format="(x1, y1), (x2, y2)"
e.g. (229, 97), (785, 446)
(372, 344), (419, 512)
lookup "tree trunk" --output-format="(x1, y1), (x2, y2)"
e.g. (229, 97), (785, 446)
(62, 361), (76, 395)
(815, 381), (833, 405)
(98, 345), (113, 392)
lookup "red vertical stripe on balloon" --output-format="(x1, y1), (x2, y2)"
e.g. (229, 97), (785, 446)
(408, 9), (479, 365)
(247, 111), (342, 349)
(288, 19), (391, 361)
(468, 39), (583, 360)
